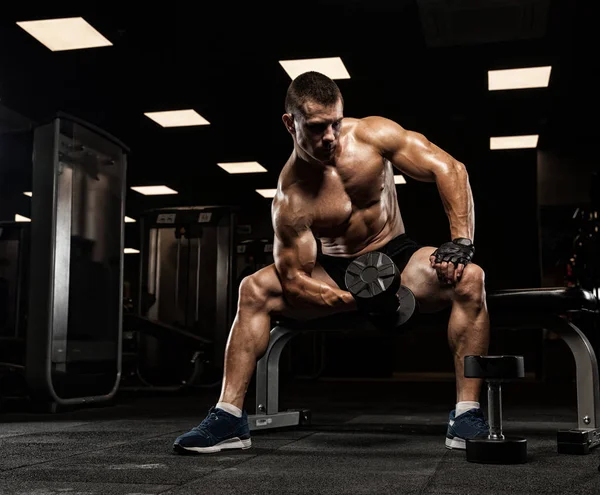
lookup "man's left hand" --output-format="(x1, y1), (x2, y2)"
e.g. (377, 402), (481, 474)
(429, 238), (475, 286)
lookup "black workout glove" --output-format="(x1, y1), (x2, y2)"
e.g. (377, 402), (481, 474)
(431, 238), (475, 266)
(430, 238), (475, 285)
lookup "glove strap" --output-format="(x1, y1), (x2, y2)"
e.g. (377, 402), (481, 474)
(453, 237), (473, 247)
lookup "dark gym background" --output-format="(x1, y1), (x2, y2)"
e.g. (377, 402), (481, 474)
(0, 1), (599, 493)
(0, 0), (597, 382)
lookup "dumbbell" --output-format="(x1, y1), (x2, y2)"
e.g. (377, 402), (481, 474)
(464, 355), (527, 464)
(344, 251), (417, 330)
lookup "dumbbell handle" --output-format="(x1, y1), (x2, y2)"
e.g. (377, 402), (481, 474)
(487, 381), (505, 440)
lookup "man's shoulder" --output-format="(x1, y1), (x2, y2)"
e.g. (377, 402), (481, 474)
(347, 116), (408, 147)
(273, 183), (309, 212)
(351, 115), (403, 132)
(272, 187), (313, 233)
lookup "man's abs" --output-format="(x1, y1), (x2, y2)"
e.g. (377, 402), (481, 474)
(302, 158), (404, 256)
(310, 182), (406, 257)
(316, 207), (405, 257)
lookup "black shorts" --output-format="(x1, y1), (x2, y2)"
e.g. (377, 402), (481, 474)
(316, 234), (424, 290)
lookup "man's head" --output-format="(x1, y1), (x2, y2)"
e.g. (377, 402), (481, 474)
(282, 71), (344, 164)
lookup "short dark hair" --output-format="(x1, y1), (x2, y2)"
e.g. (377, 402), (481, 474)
(285, 71), (343, 115)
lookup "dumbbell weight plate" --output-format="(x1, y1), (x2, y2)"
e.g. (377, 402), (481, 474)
(464, 355), (525, 380)
(466, 437), (527, 464)
(395, 285), (417, 326)
(344, 251), (401, 312)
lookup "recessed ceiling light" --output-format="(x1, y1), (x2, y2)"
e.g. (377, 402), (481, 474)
(124, 248), (140, 254)
(16, 17), (112, 51)
(130, 185), (179, 195)
(125, 216), (136, 223)
(144, 109), (210, 127)
(256, 189), (277, 198)
(394, 175), (406, 185)
(23, 191), (32, 197)
(279, 57), (351, 80)
(490, 135), (539, 150)
(15, 214), (31, 222)
(217, 162), (267, 174)
(488, 66), (552, 91)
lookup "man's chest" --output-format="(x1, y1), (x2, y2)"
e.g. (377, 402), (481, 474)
(309, 155), (389, 229)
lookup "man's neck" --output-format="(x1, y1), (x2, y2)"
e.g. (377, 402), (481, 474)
(291, 148), (331, 179)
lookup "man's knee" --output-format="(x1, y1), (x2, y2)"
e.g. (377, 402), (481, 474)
(238, 265), (282, 311)
(454, 263), (486, 304)
(238, 272), (269, 310)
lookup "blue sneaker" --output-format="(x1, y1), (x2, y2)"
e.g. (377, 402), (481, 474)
(173, 407), (252, 454)
(445, 408), (489, 450)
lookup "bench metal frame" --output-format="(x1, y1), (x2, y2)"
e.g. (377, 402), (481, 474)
(248, 307), (600, 454)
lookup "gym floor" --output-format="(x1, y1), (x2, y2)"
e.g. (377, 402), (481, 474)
(1, 378), (599, 495)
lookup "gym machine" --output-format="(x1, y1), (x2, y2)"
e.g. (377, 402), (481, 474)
(24, 113), (128, 411)
(0, 222), (30, 402)
(124, 206), (238, 391)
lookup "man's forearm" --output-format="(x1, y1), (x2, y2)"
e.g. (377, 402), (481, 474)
(283, 273), (357, 311)
(435, 162), (475, 241)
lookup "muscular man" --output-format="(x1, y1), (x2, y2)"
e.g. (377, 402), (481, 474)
(174, 71), (490, 454)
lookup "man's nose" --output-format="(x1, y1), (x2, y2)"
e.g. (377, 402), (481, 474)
(323, 125), (336, 143)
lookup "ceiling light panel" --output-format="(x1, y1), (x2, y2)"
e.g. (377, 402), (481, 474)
(144, 110), (210, 127)
(279, 57), (350, 80)
(16, 17), (112, 51)
(488, 66), (552, 90)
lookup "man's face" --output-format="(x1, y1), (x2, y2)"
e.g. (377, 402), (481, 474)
(289, 98), (343, 163)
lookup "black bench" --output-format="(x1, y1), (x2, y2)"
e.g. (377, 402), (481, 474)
(247, 287), (600, 454)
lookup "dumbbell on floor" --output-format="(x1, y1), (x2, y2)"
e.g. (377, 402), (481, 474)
(344, 251), (417, 330)
(464, 355), (527, 464)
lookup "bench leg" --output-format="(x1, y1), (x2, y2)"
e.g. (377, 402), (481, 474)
(255, 325), (296, 414)
(551, 316), (600, 454)
(249, 325), (311, 431)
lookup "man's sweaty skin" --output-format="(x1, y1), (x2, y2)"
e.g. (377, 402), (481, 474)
(273, 99), (474, 312)
(172, 74), (485, 443)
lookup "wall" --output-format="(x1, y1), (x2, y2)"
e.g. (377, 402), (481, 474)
(0, 131), (33, 222)
(398, 147), (541, 290)
(537, 148), (599, 287)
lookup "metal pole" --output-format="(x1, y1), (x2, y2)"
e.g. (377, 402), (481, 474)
(487, 381), (504, 440)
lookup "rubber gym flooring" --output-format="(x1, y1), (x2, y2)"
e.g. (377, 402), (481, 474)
(1, 378), (599, 495)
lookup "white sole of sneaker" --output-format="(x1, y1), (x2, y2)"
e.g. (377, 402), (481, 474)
(445, 437), (466, 450)
(176, 437), (252, 454)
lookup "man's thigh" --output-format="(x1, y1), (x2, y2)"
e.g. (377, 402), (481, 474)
(400, 246), (455, 314)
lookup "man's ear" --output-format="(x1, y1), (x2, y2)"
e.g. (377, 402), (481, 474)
(282, 113), (295, 134)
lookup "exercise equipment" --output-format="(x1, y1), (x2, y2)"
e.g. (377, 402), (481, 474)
(0, 222), (29, 342)
(120, 313), (218, 390)
(344, 250), (417, 329)
(570, 207), (600, 294)
(249, 287), (600, 454)
(464, 355), (527, 464)
(132, 206), (238, 390)
(26, 113), (128, 411)
(0, 222), (29, 406)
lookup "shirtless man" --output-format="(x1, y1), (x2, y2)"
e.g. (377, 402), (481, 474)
(174, 71), (490, 454)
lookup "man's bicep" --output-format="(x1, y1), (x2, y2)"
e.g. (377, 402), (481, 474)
(273, 223), (318, 286)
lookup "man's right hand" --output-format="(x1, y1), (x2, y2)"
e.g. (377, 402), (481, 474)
(273, 195), (356, 311)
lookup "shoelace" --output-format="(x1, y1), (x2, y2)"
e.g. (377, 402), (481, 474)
(193, 408), (220, 431)
(461, 411), (489, 429)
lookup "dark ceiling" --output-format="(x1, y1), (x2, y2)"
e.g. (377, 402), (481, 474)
(0, 0), (596, 214)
